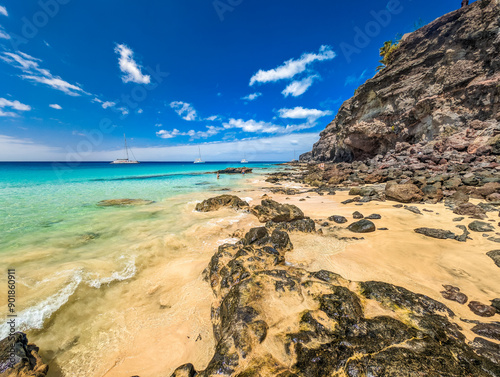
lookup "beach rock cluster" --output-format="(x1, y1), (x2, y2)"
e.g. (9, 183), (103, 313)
(301, 0), (500, 164)
(216, 168), (253, 175)
(0, 332), (48, 377)
(170, 216), (500, 376)
(195, 195), (250, 212)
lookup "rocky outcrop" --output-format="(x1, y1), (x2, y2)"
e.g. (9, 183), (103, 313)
(302, 0), (500, 163)
(171, 226), (500, 376)
(216, 168), (252, 174)
(0, 333), (48, 377)
(251, 199), (305, 223)
(195, 195), (249, 212)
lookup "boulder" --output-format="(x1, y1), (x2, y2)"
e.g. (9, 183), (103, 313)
(251, 199), (305, 223)
(468, 221), (494, 233)
(385, 184), (423, 203)
(453, 203), (487, 220)
(486, 250), (500, 268)
(328, 215), (348, 224)
(468, 301), (497, 317)
(352, 211), (364, 219)
(195, 195), (249, 212)
(348, 219), (376, 233)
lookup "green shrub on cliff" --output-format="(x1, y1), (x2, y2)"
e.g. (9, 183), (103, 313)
(377, 40), (399, 71)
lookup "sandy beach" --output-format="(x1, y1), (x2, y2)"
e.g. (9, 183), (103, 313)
(63, 168), (498, 376)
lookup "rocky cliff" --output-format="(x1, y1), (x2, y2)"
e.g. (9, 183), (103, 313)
(302, 0), (500, 162)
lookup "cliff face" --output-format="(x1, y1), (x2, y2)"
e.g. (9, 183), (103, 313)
(302, 0), (500, 162)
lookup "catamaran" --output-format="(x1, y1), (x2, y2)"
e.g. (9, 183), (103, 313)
(111, 134), (139, 164)
(241, 154), (248, 164)
(194, 147), (205, 164)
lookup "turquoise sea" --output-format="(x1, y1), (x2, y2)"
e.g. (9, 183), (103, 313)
(0, 161), (280, 376)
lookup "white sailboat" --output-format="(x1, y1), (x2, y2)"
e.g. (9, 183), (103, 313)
(240, 153), (248, 164)
(194, 147), (205, 164)
(111, 134), (139, 164)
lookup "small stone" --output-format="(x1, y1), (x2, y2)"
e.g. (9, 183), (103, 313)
(453, 217), (465, 222)
(440, 285), (468, 304)
(404, 205), (423, 215)
(468, 301), (497, 317)
(328, 215), (348, 224)
(353, 211), (364, 219)
(365, 214), (382, 220)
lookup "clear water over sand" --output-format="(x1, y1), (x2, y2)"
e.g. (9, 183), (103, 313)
(0, 162), (278, 376)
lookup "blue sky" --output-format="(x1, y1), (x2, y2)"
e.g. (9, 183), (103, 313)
(0, 0), (466, 161)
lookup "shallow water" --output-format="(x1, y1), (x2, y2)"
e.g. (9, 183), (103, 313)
(0, 161), (278, 376)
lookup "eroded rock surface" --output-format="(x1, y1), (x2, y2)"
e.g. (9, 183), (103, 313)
(171, 226), (499, 376)
(195, 195), (250, 212)
(0, 333), (48, 377)
(97, 199), (154, 207)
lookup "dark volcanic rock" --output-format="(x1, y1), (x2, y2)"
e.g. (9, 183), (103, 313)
(453, 203), (488, 220)
(195, 195), (249, 212)
(415, 228), (456, 240)
(0, 332), (48, 376)
(348, 219), (376, 233)
(328, 215), (348, 224)
(169, 363), (197, 377)
(440, 285), (468, 305)
(365, 214), (382, 220)
(492, 299), (500, 314)
(251, 199), (305, 223)
(471, 323), (500, 341)
(217, 167), (252, 174)
(468, 301), (497, 318)
(385, 184), (423, 203)
(404, 205), (423, 215)
(470, 337), (500, 365)
(468, 221), (494, 233)
(352, 211), (364, 219)
(266, 218), (316, 233)
(175, 218), (500, 376)
(486, 250), (500, 268)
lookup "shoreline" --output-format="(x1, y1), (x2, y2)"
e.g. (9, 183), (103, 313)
(2, 164), (499, 376)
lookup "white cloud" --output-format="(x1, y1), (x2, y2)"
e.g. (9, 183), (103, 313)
(278, 106), (332, 123)
(156, 125), (223, 140)
(0, 26), (9, 39)
(223, 119), (282, 134)
(155, 123), (162, 127)
(49, 104), (62, 110)
(0, 5), (7, 17)
(242, 92), (262, 101)
(114, 44), (151, 84)
(156, 129), (180, 139)
(0, 52), (88, 96)
(282, 75), (318, 97)
(137, 108), (143, 114)
(205, 115), (220, 121)
(0, 97), (31, 117)
(170, 101), (198, 121)
(101, 101), (116, 109)
(249, 45), (335, 86)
